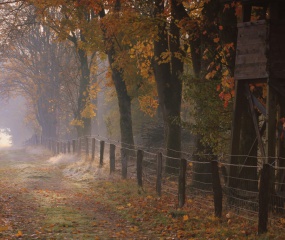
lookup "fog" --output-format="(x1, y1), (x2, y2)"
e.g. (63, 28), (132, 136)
(0, 129), (12, 148)
(0, 96), (33, 147)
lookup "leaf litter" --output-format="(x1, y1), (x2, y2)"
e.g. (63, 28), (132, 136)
(0, 147), (284, 239)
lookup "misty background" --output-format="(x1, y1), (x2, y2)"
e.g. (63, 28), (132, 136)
(0, 96), (33, 147)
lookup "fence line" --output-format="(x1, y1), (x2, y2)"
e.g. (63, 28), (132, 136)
(25, 134), (285, 234)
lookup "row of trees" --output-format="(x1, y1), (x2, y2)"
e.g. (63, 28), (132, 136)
(0, 0), (238, 172)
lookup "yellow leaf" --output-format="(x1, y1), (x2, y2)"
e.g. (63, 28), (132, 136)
(187, 199), (193, 204)
(81, 102), (96, 118)
(16, 230), (23, 237)
(183, 215), (189, 221)
(280, 218), (285, 224)
(130, 226), (139, 232)
(70, 119), (84, 127)
(0, 226), (9, 232)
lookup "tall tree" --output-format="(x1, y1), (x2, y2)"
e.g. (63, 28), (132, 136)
(0, 21), (76, 139)
(179, 0), (238, 188)
(152, 0), (186, 173)
(29, 1), (100, 137)
(98, 0), (135, 148)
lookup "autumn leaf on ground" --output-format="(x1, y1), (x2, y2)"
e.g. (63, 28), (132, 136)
(280, 218), (285, 225)
(15, 230), (23, 237)
(0, 226), (9, 232)
(213, 37), (220, 43)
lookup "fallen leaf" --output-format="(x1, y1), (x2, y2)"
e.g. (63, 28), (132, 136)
(183, 215), (189, 221)
(213, 37), (220, 43)
(16, 230), (23, 238)
(0, 226), (9, 232)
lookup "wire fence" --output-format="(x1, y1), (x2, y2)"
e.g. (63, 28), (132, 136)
(25, 134), (285, 234)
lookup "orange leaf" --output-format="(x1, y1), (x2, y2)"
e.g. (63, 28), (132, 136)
(0, 226), (9, 232)
(213, 37), (220, 43)
(183, 215), (189, 221)
(16, 230), (23, 238)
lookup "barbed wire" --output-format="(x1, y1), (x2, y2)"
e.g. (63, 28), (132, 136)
(27, 134), (285, 161)
(24, 134), (285, 232)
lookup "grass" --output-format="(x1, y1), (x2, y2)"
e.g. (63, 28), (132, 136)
(84, 179), (285, 239)
(1, 148), (285, 239)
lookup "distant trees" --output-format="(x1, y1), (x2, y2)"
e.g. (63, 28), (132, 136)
(0, 3), (81, 139)
(30, 2), (100, 137)
(0, 0), (241, 167)
(98, 0), (135, 148)
(1, 19), (78, 139)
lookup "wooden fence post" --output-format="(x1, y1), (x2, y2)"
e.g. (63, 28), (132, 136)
(137, 150), (144, 188)
(72, 140), (76, 154)
(121, 148), (128, 179)
(52, 140), (56, 155)
(178, 159), (187, 208)
(67, 141), (71, 153)
(110, 144), (116, 173)
(85, 137), (89, 157)
(48, 140), (52, 151)
(258, 164), (270, 234)
(56, 142), (60, 155)
(78, 138), (81, 156)
(91, 138), (95, 161)
(211, 160), (223, 218)
(63, 142), (66, 154)
(100, 140), (105, 166)
(156, 152), (163, 196)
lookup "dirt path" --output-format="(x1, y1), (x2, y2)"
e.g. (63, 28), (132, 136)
(0, 147), (149, 239)
(1, 148), (284, 240)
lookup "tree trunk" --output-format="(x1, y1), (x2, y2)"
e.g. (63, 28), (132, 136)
(239, 105), (258, 192)
(191, 0), (220, 185)
(41, 111), (57, 139)
(153, 0), (184, 174)
(76, 48), (91, 137)
(99, 1), (134, 148)
(278, 98), (285, 192)
(191, 0), (238, 189)
(108, 53), (134, 148)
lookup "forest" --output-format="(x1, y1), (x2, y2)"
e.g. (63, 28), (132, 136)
(0, 0), (238, 156)
(1, 0), (285, 238)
